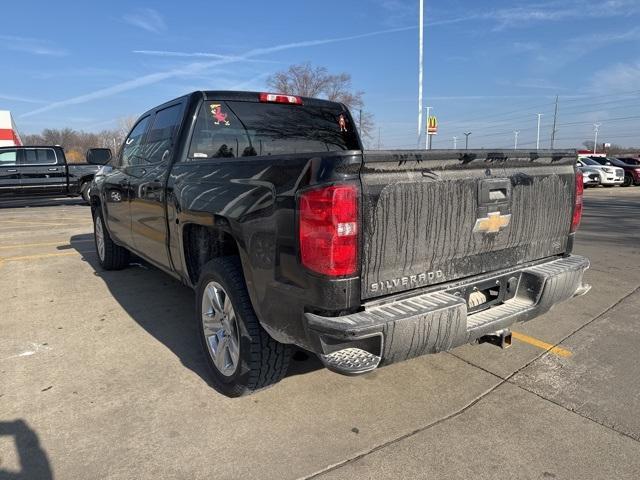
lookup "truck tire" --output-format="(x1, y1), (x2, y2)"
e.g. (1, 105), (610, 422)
(196, 257), (291, 397)
(80, 181), (91, 203)
(623, 173), (633, 187)
(93, 209), (130, 270)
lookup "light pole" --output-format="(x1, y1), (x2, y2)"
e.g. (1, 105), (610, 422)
(453, 136), (458, 149)
(513, 130), (520, 150)
(425, 106), (431, 150)
(593, 123), (601, 154)
(550, 95), (559, 149)
(464, 132), (472, 150)
(536, 113), (543, 150)
(417, 0), (424, 148)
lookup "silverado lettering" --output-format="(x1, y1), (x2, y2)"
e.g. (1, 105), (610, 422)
(370, 271), (444, 293)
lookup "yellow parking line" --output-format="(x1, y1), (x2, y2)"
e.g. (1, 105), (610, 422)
(0, 240), (93, 250)
(1, 252), (79, 262)
(0, 220), (86, 227)
(512, 331), (572, 358)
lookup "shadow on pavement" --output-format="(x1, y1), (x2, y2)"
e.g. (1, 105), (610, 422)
(69, 234), (322, 389)
(0, 420), (52, 480)
(578, 196), (640, 249)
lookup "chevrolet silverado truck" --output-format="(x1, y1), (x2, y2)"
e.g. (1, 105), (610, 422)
(0, 145), (99, 202)
(88, 91), (590, 397)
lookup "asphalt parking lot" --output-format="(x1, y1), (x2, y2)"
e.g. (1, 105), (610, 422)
(1, 187), (639, 480)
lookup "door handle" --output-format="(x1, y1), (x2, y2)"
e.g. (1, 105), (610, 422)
(140, 180), (163, 196)
(7, 169), (17, 172)
(48, 168), (58, 171)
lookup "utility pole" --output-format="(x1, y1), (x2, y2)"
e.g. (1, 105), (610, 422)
(513, 130), (520, 150)
(377, 127), (381, 150)
(453, 136), (457, 149)
(550, 95), (558, 149)
(464, 132), (472, 150)
(425, 106), (431, 150)
(417, 0), (424, 148)
(359, 109), (362, 134)
(593, 123), (601, 154)
(536, 113), (543, 150)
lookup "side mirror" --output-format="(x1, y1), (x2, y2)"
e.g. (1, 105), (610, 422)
(86, 148), (112, 165)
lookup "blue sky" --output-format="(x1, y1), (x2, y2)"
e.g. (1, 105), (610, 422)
(2, 0), (639, 148)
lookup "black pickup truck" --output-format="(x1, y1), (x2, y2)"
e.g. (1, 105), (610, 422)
(0, 145), (100, 202)
(88, 91), (590, 397)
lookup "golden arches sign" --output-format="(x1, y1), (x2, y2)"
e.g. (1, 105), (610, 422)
(427, 115), (438, 135)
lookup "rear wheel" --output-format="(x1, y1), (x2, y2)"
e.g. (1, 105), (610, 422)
(623, 174), (633, 187)
(93, 209), (130, 270)
(196, 257), (291, 397)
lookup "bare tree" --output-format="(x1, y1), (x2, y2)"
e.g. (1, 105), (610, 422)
(117, 116), (138, 140)
(21, 125), (127, 163)
(267, 62), (375, 143)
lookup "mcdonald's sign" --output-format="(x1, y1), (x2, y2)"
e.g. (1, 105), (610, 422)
(427, 115), (438, 135)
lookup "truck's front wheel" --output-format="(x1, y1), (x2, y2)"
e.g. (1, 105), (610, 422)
(80, 181), (91, 203)
(93, 209), (130, 270)
(196, 257), (291, 397)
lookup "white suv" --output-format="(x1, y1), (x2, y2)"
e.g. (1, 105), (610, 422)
(577, 157), (624, 186)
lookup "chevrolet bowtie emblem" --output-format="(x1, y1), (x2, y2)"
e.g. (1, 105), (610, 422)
(473, 212), (511, 233)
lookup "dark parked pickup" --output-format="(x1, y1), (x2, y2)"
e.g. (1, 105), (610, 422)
(88, 90), (591, 397)
(0, 146), (100, 201)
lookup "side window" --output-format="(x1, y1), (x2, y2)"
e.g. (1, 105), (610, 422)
(0, 149), (17, 166)
(22, 148), (57, 165)
(145, 104), (183, 164)
(188, 102), (253, 159)
(121, 116), (150, 168)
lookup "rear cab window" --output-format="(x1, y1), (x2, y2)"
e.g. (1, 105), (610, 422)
(21, 148), (57, 165)
(188, 100), (360, 160)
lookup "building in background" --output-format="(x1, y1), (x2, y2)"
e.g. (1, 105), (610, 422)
(0, 111), (23, 147)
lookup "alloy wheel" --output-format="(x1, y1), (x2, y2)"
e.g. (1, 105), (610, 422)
(201, 281), (241, 377)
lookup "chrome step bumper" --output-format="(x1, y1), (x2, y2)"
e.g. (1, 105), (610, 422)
(306, 255), (590, 375)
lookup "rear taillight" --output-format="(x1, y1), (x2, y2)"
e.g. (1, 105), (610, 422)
(298, 184), (358, 276)
(571, 172), (584, 233)
(259, 92), (303, 105)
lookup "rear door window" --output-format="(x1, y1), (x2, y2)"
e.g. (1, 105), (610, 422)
(21, 148), (57, 165)
(145, 104), (183, 164)
(0, 149), (17, 166)
(188, 100), (360, 160)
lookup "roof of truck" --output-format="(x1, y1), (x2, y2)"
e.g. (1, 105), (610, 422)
(145, 91), (347, 114)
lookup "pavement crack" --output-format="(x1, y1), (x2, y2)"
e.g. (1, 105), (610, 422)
(298, 380), (504, 480)
(447, 351), (506, 380)
(302, 286), (640, 479)
(509, 381), (640, 444)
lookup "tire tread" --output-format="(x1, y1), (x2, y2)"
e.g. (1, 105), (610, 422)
(198, 257), (291, 397)
(94, 210), (130, 270)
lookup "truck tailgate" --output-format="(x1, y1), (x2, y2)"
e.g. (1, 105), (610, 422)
(360, 150), (576, 300)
